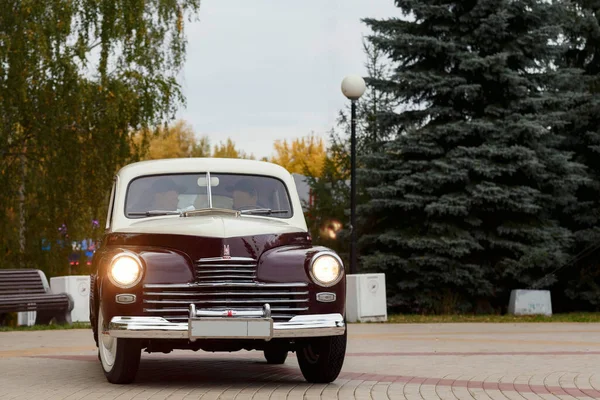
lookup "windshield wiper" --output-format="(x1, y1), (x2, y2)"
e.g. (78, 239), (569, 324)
(239, 208), (289, 215)
(127, 208), (289, 217)
(127, 210), (182, 217)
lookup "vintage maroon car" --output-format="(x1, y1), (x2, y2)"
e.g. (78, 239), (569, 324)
(90, 158), (346, 384)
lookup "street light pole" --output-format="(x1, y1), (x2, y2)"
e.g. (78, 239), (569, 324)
(341, 75), (366, 276)
(350, 99), (357, 276)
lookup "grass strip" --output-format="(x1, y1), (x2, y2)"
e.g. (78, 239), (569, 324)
(0, 322), (91, 331)
(383, 313), (600, 323)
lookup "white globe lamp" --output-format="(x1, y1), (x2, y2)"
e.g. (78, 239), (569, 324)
(341, 75), (366, 100)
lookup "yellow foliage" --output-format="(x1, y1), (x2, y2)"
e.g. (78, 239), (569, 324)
(269, 134), (326, 177)
(131, 120), (254, 161)
(213, 138), (255, 159)
(133, 120), (210, 160)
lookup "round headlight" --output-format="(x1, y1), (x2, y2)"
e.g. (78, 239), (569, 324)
(109, 253), (143, 288)
(310, 253), (343, 287)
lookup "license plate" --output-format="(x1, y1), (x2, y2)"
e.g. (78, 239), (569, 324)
(189, 318), (273, 339)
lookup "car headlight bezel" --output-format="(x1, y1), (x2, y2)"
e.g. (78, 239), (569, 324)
(309, 251), (344, 287)
(108, 252), (144, 289)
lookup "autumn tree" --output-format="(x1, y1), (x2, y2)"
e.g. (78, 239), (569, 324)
(270, 134), (326, 177)
(131, 121), (258, 162)
(192, 137), (212, 158)
(0, 0), (201, 274)
(133, 120), (210, 160)
(212, 138), (255, 159)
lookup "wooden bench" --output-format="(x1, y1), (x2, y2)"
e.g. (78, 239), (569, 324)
(0, 269), (74, 325)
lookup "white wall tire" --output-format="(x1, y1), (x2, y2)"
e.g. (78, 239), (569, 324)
(97, 301), (141, 384)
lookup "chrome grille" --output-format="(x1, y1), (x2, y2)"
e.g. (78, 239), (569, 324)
(143, 282), (309, 323)
(195, 257), (256, 282)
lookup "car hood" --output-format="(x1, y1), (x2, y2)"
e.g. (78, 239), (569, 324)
(113, 214), (306, 238)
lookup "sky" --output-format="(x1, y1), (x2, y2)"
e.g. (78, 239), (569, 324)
(175, 0), (400, 160)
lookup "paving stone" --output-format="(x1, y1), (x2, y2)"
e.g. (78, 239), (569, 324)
(1, 323), (600, 399)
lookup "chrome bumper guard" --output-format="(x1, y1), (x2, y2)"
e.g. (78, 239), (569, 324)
(108, 304), (345, 340)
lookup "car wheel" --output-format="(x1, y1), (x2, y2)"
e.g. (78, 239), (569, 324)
(97, 301), (141, 384)
(264, 347), (288, 364)
(296, 329), (347, 383)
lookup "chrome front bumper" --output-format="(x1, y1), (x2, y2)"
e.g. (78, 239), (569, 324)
(108, 313), (345, 340)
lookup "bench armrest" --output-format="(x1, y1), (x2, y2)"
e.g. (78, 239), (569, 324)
(36, 270), (51, 293)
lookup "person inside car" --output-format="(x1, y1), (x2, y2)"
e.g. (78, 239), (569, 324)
(149, 178), (182, 210)
(231, 179), (259, 210)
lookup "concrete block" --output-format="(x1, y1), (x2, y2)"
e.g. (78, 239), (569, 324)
(17, 309), (36, 326)
(50, 275), (90, 322)
(508, 289), (552, 316)
(346, 273), (387, 323)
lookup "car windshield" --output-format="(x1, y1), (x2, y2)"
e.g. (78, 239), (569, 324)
(125, 173), (293, 219)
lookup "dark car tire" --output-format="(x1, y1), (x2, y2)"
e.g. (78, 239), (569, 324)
(97, 301), (141, 384)
(264, 348), (288, 364)
(296, 329), (347, 383)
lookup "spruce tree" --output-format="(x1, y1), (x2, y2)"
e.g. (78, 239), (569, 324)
(554, 0), (600, 309)
(359, 0), (586, 313)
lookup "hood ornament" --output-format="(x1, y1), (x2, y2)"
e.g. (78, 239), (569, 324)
(223, 244), (231, 259)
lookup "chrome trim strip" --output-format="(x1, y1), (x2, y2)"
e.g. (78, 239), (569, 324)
(144, 282), (308, 289)
(196, 269), (256, 273)
(196, 310), (267, 317)
(144, 298), (309, 304)
(160, 315), (297, 321)
(108, 313), (345, 339)
(192, 275), (257, 280)
(143, 307), (309, 313)
(143, 291), (310, 297)
(196, 257), (256, 263)
(196, 274), (256, 279)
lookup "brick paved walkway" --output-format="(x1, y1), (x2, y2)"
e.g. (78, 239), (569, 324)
(0, 323), (599, 399)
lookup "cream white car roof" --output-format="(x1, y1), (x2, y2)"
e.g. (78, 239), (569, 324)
(109, 157), (308, 234)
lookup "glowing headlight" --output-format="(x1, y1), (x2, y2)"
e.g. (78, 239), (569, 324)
(109, 253), (142, 288)
(310, 253), (343, 287)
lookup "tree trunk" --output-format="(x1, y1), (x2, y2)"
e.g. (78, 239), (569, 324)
(18, 150), (26, 266)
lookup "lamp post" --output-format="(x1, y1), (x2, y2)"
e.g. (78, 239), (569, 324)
(341, 75), (366, 275)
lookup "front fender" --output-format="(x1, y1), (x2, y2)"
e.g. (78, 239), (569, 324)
(96, 247), (194, 325)
(257, 245), (346, 317)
